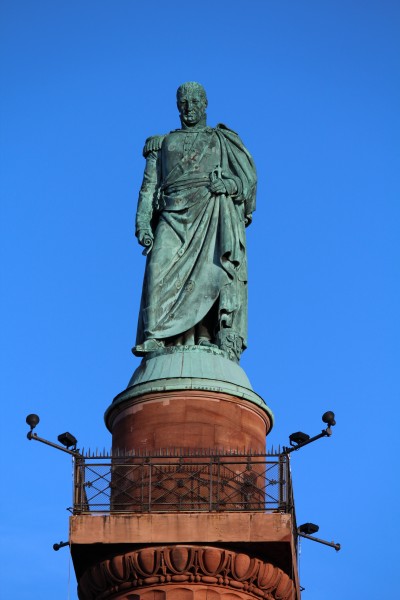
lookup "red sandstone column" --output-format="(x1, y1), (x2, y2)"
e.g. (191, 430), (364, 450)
(107, 389), (271, 454)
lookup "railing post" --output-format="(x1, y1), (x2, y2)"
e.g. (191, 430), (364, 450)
(73, 457), (80, 513)
(148, 460), (152, 512)
(209, 458), (213, 511)
(216, 457), (221, 511)
(263, 457), (268, 511)
(278, 454), (285, 511)
(140, 459), (145, 511)
(73, 457), (88, 513)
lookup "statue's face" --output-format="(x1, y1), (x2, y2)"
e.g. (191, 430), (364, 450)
(177, 90), (207, 127)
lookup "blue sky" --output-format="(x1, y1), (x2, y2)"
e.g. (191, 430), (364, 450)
(1, 1), (399, 598)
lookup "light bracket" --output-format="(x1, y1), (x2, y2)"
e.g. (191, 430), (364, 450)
(283, 411), (336, 454)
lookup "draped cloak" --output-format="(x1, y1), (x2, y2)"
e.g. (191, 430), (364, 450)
(135, 124), (257, 353)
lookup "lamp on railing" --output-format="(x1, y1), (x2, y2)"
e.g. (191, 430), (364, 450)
(282, 411), (336, 454)
(297, 522), (341, 551)
(25, 414), (81, 457)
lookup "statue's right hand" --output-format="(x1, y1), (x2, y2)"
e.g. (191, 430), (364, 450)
(137, 229), (154, 249)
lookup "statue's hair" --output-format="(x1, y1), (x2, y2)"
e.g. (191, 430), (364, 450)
(176, 81), (208, 104)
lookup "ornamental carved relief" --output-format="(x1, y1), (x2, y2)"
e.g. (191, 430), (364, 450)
(78, 545), (295, 600)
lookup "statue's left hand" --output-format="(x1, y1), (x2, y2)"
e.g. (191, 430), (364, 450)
(210, 178), (227, 195)
(209, 170), (238, 196)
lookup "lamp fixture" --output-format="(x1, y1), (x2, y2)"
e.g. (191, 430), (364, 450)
(283, 411), (336, 454)
(57, 432), (78, 449)
(53, 541), (69, 551)
(26, 414), (40, 431)
(289, 432), (310, 446)
(298, 522), (319, 535)
(25, 414), (81, 457)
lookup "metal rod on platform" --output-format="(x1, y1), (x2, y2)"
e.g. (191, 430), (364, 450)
(298, 532), (341, 551)
(282, 429), (330, 454)
(27, 431), (81, 457)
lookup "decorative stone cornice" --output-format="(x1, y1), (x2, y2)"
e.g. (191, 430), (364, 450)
(78, 545), (295, 600)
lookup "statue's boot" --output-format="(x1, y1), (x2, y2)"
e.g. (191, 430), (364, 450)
(132, 338), (165, 356)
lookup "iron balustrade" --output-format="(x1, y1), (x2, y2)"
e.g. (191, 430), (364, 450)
(72, 452), (295, 516)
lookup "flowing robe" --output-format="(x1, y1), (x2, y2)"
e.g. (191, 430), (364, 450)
(135, 124), (257, 359)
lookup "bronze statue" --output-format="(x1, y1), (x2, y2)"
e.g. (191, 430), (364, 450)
(133, 82), (257, 361)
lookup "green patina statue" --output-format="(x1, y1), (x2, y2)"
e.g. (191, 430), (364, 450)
(133, 82), (257, 362)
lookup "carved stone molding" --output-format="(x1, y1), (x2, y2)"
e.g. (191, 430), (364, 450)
(78, 545), (295, 600)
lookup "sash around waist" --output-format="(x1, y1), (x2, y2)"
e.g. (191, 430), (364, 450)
(161, 186), (210, 211)
(161, 174), (210, 194)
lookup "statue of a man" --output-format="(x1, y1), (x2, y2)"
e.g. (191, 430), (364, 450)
(133, 82), (257, 361)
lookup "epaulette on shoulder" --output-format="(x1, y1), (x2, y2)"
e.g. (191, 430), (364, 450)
(216, 123), (239, 136)
(143, 135), (166, 157)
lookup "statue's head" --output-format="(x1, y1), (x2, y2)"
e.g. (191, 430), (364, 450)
(176, 82), (208, 127)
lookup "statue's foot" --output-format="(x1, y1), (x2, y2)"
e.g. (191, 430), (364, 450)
(132, 338), (165, 356)
(197, 337), (217, 348)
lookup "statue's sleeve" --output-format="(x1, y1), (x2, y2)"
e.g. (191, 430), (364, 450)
(215, 125), (257, 225)
(135, 136), (164, 235)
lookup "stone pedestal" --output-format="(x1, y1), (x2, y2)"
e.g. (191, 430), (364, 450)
(104, 348), (273, 512)
(105, 346), (273, 454)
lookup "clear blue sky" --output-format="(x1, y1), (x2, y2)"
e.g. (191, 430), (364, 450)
(1, 1), (399, 598)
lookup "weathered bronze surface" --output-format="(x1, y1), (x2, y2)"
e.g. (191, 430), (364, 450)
(133, 82), (257, 362)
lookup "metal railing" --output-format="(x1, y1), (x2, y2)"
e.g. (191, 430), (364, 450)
(72, 451), (294, 515)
